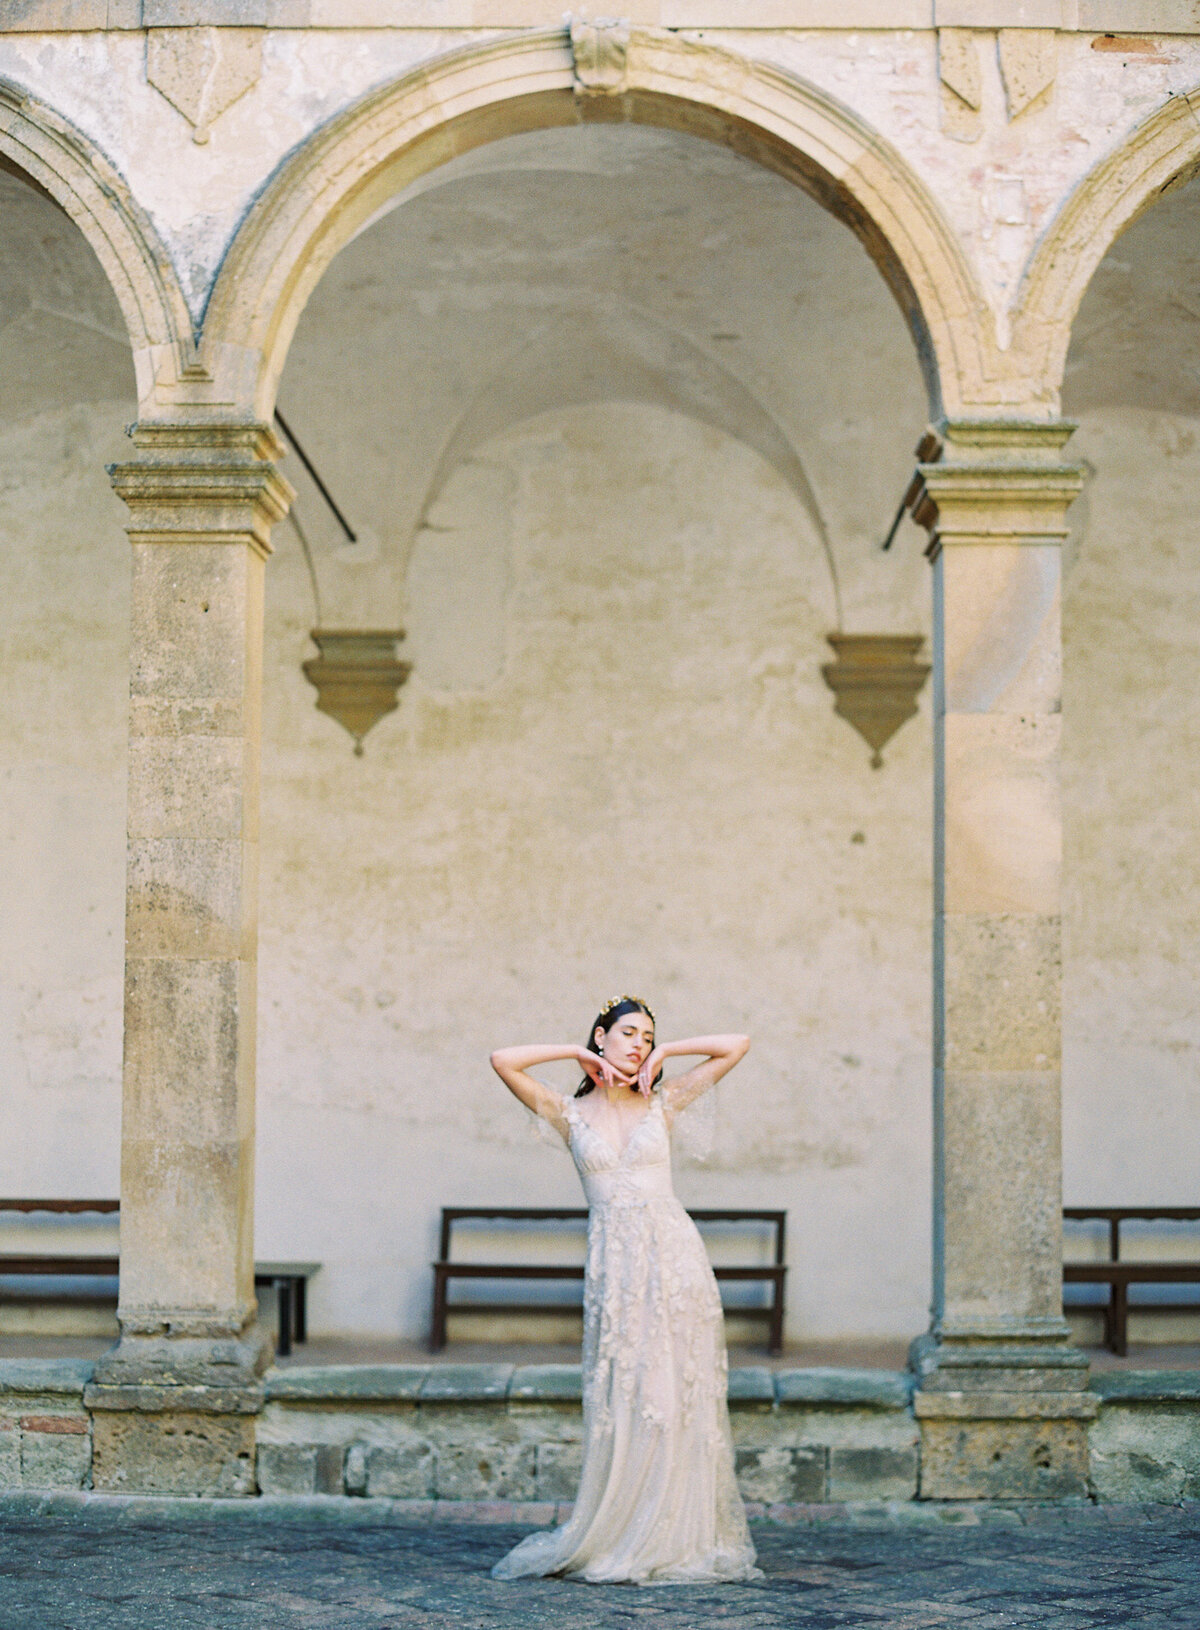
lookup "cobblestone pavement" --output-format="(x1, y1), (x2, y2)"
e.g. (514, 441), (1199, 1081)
(2, 1497), (1198, 1630)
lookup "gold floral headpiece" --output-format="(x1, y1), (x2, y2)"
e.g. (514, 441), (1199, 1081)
(598, 993), (656, 1023)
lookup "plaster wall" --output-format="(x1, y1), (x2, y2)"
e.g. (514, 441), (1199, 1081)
(1062, 407), (1200, 1218)
(0, 171), (133, 1225)
(256, 399), (936, 1340)
(0, 396), (130, 1203)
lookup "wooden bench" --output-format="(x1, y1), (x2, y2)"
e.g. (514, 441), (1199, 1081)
(1063, 1206), (1200, 1356)
(0, 1200), (318, 1358)
(431, 1206), (786, 1355)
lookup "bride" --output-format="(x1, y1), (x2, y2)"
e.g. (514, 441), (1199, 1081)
(488, 996), (759, 1586)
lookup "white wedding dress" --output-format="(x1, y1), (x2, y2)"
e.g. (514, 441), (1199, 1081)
(492, 1091), (759, 1586)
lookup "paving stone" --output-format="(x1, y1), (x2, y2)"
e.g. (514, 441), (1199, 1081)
(0, 1498), (1197, 1627)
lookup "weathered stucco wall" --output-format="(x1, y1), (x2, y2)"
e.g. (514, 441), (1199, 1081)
(1062, 406), (1200, 1211)
(256, 399), (935, 1340)
(0, 170), (133, 1224)
(251, 126), (937, 1341)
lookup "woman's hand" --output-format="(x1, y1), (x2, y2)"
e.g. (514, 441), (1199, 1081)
(637, 1047), (665, 1097)
(578, 1046), (636, 1093)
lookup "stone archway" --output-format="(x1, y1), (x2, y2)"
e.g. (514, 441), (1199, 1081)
(197, 27), (989, 423)
(0, 79), (193, 417)
(1015, 90), (1200, 413)
(93, 26), (1095, 1502)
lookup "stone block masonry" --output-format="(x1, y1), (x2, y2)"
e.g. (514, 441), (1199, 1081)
(0, 1362), (94, 1492)
(7, 1358), (1200, 1503)
(255, 1364), (921, 1503)
(9, 1358), (1200, 1503)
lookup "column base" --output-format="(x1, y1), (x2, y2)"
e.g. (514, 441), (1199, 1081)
(911, 1329), (1096, 1499)
(84, 1322), (271, 1495)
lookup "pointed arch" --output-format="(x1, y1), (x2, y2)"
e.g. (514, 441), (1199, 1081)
(0, 79), (193, 417)
(200, 28), (990, 422)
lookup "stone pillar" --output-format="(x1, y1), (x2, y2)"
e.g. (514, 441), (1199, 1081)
(910, 420), (1096, 1499)
(85, 424), (292, 1496)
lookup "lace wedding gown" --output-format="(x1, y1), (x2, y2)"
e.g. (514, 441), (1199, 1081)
(491, 1092), (759, 1586)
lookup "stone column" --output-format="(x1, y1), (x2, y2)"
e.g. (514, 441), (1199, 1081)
(909, 420), (1095, 1499)
(85, 424), (292, 1496)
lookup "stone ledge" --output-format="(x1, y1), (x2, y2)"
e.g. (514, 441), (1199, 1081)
(265, 1365), (428, 1402)
(263, 1363), (914, 1408)
(775, 1369), (913, 1409)
(84, 1382), (263, 1414)
(418, 1365), (513, 1403)
(0, 1360), (95, 1397)
(509, 1365), (582, 1402)
(1092, 1372), (1200, 1404)
(728, 1367), (775, 1406)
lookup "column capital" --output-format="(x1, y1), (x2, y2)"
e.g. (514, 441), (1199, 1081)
(109, 421), (294, 561)
(935, 418), (1078, 464)
(911, 419), (1083, 557)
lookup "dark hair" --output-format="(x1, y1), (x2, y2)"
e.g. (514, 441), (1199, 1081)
(575, 998), (657, 1097)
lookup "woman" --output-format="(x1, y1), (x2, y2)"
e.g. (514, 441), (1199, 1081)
(488, 996), (758, 1586)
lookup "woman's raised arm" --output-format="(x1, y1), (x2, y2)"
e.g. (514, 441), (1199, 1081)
(636, 1033), (750, 1118)
(491, 1043), (635, 1138)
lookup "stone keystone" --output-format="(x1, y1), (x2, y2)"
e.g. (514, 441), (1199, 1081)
(568, 16), (630, 95)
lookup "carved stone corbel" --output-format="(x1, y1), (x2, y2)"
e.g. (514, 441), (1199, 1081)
(569, 16), (630, 96)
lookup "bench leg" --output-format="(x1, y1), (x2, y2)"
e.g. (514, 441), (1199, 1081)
(431, 1267), (448, 1353)
(294, 1276), (307, 1345)
(1112, 1280), (1128, 1357)
(275, 1277), (293, 1358)
(769, 1286), (784, 1357)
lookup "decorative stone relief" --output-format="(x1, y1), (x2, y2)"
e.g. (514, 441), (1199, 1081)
(820, 635), (931, 770)
(146, 26), (263, 144)
(998, 29), (1057, 122)
(939, 27), (1056, 140)
(938, 28), (983, 143)
(302, 630), (412, 755)
(568, 16), (630, 96)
